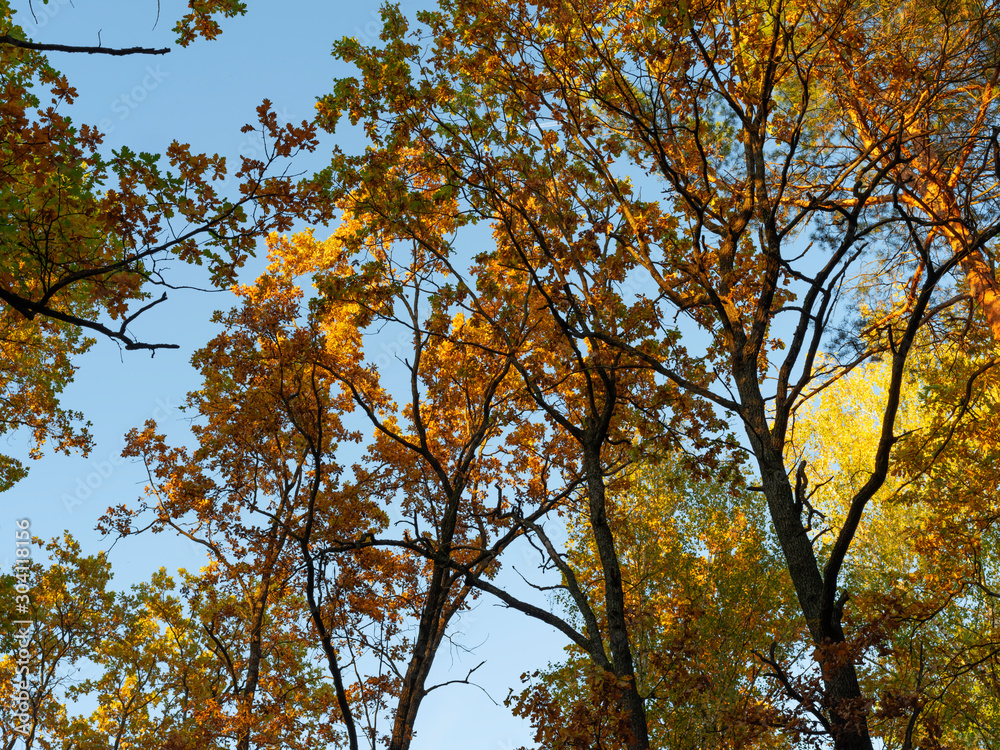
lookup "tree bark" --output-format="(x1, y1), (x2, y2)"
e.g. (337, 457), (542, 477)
(736, 363), (874, 750)
(582, 440), (651, 750)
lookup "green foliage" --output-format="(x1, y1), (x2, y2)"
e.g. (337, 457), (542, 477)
(512, 462), (801, 749)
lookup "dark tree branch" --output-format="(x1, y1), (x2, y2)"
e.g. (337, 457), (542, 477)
(0, 33), (169, 56)
(0, 286), (179, 352)
(754, 642), (833, 736)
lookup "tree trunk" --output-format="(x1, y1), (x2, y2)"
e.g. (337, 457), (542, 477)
(582, 441), (651, 750)
(959, 250), (1000, 340)
(738, 364), (874, 750)
(387, 575), (462, 750)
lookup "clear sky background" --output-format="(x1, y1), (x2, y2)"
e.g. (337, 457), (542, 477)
(3, 1), (570, 746)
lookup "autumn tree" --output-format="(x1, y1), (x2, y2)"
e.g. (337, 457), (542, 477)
(312, 0), (1000, 747)
(101, 253), (369, 749)
(254, 228), (576, 750)
(289, 148), (719, 745)
(510, 460), (801, 750)
(101, 225), (579, 750)
(0, 532), (344, 750)
(784, 343), (1000, 749)
(0, 535), (115, 750)
(0, 0), (326, 486)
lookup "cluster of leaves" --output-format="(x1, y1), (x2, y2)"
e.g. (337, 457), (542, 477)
(0, 534), (341, 750)
(0, 0), (329, 486)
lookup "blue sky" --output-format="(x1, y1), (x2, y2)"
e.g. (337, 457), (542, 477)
(4, 1), (568, 746)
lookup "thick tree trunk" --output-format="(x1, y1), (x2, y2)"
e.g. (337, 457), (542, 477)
(914, 166), (1000, 342)
(582, 441), (650, 750)
(388, 480), (472, 750)
(959, 249), (1000, 340)
(759, 453), (874, 749)
(738, 363), (874, 750)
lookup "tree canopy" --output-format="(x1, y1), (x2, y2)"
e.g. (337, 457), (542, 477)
(4, 0), (1000, 748)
